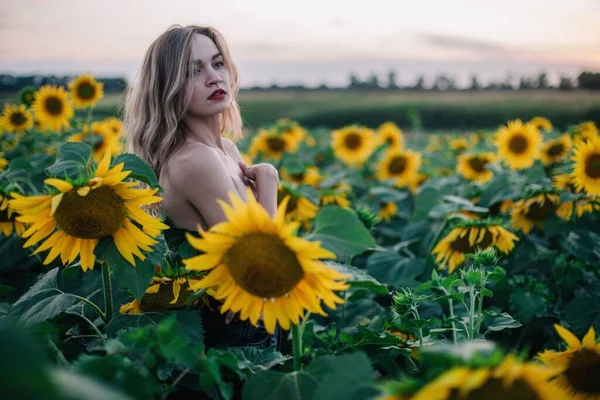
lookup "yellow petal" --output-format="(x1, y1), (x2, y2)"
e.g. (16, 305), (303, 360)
(50, 193), (64, 216)
(555, 324), (582, 350)
(77, 186), (91, 197)
(146, 284), (160, 294)
(170, 281), (181, 304)
(95, 149), (112, 178)
(44, 179), (73, 193)
(582, 326), (596, 349)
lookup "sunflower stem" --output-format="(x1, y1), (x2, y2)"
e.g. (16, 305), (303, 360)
(102, 263), (113, 322)
(291, 324), (303, 371)
(474, 270), (486, 338)
(66, 311), (106, 344)
(65, 292), (106, 322)
(448, 299), (458, 345)
(339, 291), (348, 331)
(468, 287), (476, 341)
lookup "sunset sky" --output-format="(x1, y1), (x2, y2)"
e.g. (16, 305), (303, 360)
(1, 0), (599, 87)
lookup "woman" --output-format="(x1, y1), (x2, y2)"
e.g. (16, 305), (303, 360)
(123, 25), (280, 348)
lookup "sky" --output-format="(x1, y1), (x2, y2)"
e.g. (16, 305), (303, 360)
(1, 0), (599, 88)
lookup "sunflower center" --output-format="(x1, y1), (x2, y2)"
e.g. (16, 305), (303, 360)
(448, 377), (542, 400)
(508, 134), (528, 154)
(450, 227), (494, 254)
(10, 112), (26, 126)
(546, 143), (565, 157)
(223, 233), (304, 298)
(266, 137), (285, 152)
(286, 196), (298, 213)
(525, 197), (558, 219)
(140, 280), (191, 311)
(290, 172), (305, 183)
(76, 82), (96, 100)
(344, 133), (362, 150)
(385, 136), (394, 145)
(565, 348), (600, 394)
(54, 186), (126, 239)
(0, 207), (14, 222)
(388, 156), (408, 174)
(468, 157), (488, 173)
(44, 96), (64, 116)
(584, 154), (600, 179)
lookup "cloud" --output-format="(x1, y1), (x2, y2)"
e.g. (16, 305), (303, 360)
(416, 33), (512, 55)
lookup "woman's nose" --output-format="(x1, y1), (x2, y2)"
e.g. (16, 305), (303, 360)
(206, 68), (222, 86)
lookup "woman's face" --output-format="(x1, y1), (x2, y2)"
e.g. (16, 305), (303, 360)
(186, 33), (232, 118)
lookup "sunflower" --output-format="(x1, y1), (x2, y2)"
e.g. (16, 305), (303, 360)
(120, 274), (206, 314)
(0, 154), (7, 173)
(456, 152), (496, 182)
(0, 192), (26, 237)
(276, 118), (314, 146)
(277, 184), (319, 229)
(280, 166), (321, 187)
(571, 136), (600, 196)
(68, 121), (121, 162)
(18, 86), (37, 107)
(378, 202), (398, 222)
(495, 119), (543, 170)
(248, 128), (299, 160)
(0, 104), (34, 133)
(538, 324), (600, 400)
(320, 188), (351, 209)
(426, 136), (441, 152)
(331, 125), (377, 167)
(377, 149), (422, 188)
(572, 122), (598, 147)
(182, 188), (350, 334)
(449, 137), (469, 153)
(432, 220), (518, 273)
(9, 150), (169, 271)
(529, 116), (553, 133)
(409, 173), (430, 193)
(553, 174), (600, 219)
(469, 133), (482, 145)
(102, 117), (124, 136)
(68, 74), (104, 109)
(32, 85), (73, 132)
(540, 134), (572, 166)
(377, 121), (404, 149)
(511, 193), (561, 234)
(411, 355), (561, 400)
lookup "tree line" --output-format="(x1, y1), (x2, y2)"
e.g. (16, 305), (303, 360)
(1, 70), (600, 93)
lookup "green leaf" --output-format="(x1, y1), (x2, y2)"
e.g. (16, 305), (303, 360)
(46, 142), (91, 178)
(366, 252), (425, 288)
(369, 187), (410, 203)
(113, 153), (161, 190)
(96, 236), (166, 301)
(50, 368), (134, 400)
(488, 266), (506, 283)
(484, 311), (522, 332)
(323, 261), (388, 295)
(413, 187), (442, 219)
(10, 268), (78, 326)
(242, 370), (319, 400)
(222, 345), (290, 376)
(310, 206), (376, 259)
(481, 288), (494, 298)
(564, 297), (600, 336)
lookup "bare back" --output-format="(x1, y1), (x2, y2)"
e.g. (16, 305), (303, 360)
(159, 138), (251, 232)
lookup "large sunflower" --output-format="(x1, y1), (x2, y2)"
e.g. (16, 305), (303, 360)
(68, 121), (121, 162)
(9, 150), (168, 271)
(571, 136), (600, 196)
(68, 74), (104, 109)
(529, 116), (553, 133)
(377, 121), (404, 149)
(280, 166), (321, 187)
(456, 152), (496, 182)
(553, 174), (600, 219)
(0, 192), (26, 237)
(511, 193), (562, 234)
(248, 128), (299, 160)
(377, 149), (422, 188)
(411, 355), (561, 400)
(572, 122), (598, 147)
(277, 184), (319, 229)
(182, 188), (350, 334)
(276, 118), (315, 146)
(538, 324), (600, 400)
(32, 85), (74, 132)
(540, 134), (572, 166)
(0, 104), (33, 133)
(432, 220), (518, 273)
(331, 125), (377, 167)
(495, 119), (542, 170)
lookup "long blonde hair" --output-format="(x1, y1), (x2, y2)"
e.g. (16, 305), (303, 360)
(123, 24), (243, 179)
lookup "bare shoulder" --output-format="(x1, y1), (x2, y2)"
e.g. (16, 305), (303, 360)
(163, 142), (225, 189)
(223, 137), (244, 163)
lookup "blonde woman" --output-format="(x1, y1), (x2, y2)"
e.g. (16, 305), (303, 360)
(123, 25), (279, 348)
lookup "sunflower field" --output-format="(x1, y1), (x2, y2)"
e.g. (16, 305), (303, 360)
(1, 77), (600, 400)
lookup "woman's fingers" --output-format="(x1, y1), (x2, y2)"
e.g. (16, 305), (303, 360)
(238, 161), (256, 179)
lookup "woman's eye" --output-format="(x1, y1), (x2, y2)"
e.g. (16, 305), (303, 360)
(215, 61), (224, 68)
(192, 68), (201, 74)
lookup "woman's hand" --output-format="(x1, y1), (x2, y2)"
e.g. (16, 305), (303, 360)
(238, 161), (279, 183)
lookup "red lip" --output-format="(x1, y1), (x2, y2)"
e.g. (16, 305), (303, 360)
(208, 89), (227, 99)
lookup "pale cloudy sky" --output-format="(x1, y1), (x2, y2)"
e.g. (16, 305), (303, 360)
(1, 0), (599, 87)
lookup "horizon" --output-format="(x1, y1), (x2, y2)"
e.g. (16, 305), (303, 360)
(1, 0), (599, 88)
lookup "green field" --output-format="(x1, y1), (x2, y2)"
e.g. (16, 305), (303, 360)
(3, 89), (600, 131)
